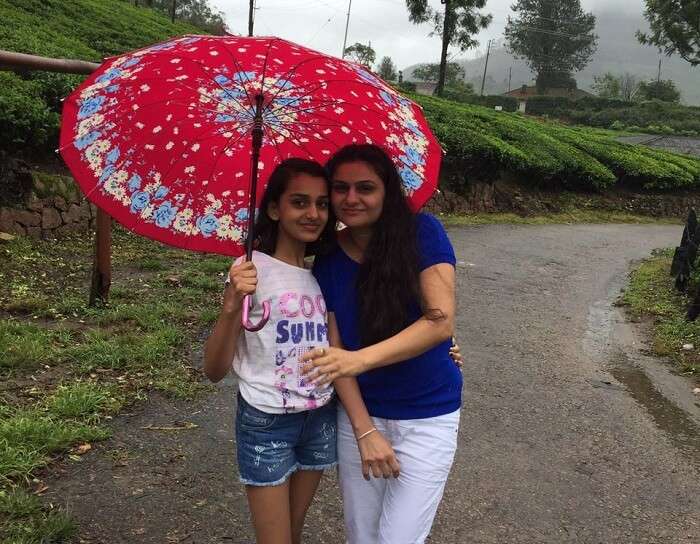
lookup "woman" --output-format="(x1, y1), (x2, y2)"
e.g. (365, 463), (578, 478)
(303, 144), (462, 543)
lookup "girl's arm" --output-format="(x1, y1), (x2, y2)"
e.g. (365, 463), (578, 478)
(303, 262), (455, 383)
(328, 313), (401, 479)
(203, 260), (257, 382)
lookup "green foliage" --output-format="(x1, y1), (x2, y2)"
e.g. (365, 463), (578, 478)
(413, 62), (465, 84)
(505, 0), (597, 90)
(637, 0), (700, 66)
(412, 93), (700, 191)
(377, 56), (398, 81)
(457, 94), (519, 112)
(637, 79), (682, 103)
(0, 0), (207, 156)
(406, 0), (492, 95)
(343, 42), (376, 67)
(0, 73), (59, 153)
(524, 94), (700, 135)
(145, 0), (228, 34)
(592, 72), (622, 99)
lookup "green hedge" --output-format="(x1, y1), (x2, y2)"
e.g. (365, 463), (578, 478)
(0, 73), (59, 152)
(0, 0), (204, 155)
(524, 95), (700, 136)
(414, 94), (700, 191)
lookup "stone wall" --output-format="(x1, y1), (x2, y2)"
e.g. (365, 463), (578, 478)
(0, 159), (95, 239)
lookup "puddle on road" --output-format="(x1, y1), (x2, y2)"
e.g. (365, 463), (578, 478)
(584, 300), (700, 468)
(609, 352), (700, 469)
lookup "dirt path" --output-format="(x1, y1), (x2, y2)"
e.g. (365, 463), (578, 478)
(44, 224), (700, 543)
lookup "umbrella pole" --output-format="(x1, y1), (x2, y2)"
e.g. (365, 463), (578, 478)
(89, 208), (112, 306)
(245, 93), (265, 261)
(241, 94), (271, 332)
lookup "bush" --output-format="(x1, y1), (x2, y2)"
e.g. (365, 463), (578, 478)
(0, 73), (59, 153)
(411, 93), (700, 192)
(459, 95), (519, 112)
(0, 0), (206, 156)
(522, 90), (700, 136)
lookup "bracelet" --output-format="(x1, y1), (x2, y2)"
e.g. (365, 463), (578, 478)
(356, 427), (377, 441)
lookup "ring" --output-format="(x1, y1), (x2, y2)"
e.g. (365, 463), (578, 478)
(319, 347), (326, 355)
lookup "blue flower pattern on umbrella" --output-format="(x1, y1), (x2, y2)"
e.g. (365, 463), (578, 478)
(67, 35), (436, 250)
(154, 201), (178, 228)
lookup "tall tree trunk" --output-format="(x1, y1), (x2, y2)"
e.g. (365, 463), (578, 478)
(248, 0), (255, 36)
(436, 0), (451, 97)
(170, 0), (176, 22)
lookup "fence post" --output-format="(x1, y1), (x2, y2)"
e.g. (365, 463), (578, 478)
(89, 209), (112, 306)
(0, 49), (110, 305)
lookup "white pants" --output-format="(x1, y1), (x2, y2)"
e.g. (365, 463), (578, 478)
(337, 407), (460, 544)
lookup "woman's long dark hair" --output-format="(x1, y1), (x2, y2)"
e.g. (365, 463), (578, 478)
(251, 158), (335, 256)
(326, 144), (422, 347)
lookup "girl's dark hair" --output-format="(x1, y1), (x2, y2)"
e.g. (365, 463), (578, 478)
(252, 158), (335, 256)
(326, 144), (421, 347)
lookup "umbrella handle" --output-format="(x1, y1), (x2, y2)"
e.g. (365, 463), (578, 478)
(241, 294), (271, 332)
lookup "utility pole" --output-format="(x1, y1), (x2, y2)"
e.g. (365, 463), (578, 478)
(248, 0), (255, 37)
(341, 0), (352, 58)
(508, 66), (512, 93)
(480, 39), (492, 96)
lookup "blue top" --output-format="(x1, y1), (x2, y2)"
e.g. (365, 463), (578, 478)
(312, 213), (462, 420)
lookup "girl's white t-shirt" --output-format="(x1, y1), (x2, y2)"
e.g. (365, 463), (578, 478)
(231, 251), (333, 414)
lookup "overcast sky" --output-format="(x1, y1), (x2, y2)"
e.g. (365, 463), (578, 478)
(209, 0), (646, 70)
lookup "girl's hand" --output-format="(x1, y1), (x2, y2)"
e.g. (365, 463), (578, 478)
(223, 260), (257, 312)
(357, 429), (400, 480)
(449, 336), (464, 369)
(300, 347), (368, 384)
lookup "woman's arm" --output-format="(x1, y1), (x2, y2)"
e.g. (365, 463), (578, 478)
(328, 313), (400, 479)
(303, 262), (455, 383)
(203, 260), (257, 382)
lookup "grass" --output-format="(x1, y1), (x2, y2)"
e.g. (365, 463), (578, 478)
(621, 248), (700, 375)
(0, 226), (230, 539)
(441, 210), (683, 226)
(0, 488), (77, 543)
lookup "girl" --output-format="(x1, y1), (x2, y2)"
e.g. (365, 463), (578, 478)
(203, 157), (397, 544)
(303, 144), (462, 544)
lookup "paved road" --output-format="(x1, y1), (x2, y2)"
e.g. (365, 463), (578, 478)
(46, 224), (700, 543)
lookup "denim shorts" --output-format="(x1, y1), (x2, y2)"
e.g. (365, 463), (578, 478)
(235, 393), (338, 486)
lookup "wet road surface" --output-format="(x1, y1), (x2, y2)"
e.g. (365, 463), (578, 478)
(45, 224), (700, 543)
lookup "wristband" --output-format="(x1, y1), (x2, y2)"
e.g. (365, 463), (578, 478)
(356, 427), (377, 441)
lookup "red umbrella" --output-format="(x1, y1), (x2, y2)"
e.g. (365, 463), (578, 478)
(60, 35), (443, 329)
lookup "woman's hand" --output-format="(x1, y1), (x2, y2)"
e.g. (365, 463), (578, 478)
(449, 336), (464, 369)
(357, 429), (400, 480)
(300, 347), (369, 384)
(223, 260), (257, 313)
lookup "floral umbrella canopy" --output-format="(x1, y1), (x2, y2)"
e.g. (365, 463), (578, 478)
(60, 35), (442, 258)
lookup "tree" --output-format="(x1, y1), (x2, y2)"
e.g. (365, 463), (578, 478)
(377, 56), (398, 81)
(147, 0), (228, 34)
(591, 72), (641, 101)
(620, 73), (641, 102)
(637, 1), (700, 66)
(343, 43), (376, 67)
(504, 0), (597, 92)
(412, 62), (465, 85)
(592, 72), (621, 99)
(638, 79), (682, 102)
(406, 0), (492, 97)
